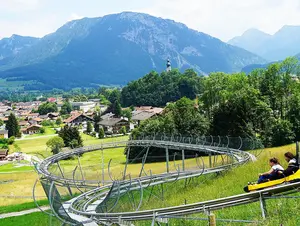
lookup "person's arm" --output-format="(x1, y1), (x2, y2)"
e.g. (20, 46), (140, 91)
(259, 168), (274, 176)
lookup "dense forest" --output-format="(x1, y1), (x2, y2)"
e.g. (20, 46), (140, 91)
(125, 57), (300, 160)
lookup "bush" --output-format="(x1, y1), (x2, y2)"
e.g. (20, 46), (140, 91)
(98, 127), (105, 139)
(120, 126), (127, 135)
(40, 127), (46, 134)
(91, 132), (97, 137)
(41, 120), (54, 127)
(7, 136), (15, 145)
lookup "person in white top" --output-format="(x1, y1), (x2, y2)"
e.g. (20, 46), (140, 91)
(257, 157), (284, 184)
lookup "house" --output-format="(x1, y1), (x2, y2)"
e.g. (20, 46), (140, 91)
(132, 107), (164, 125)
(47, 97), (57, 103)
(30, 117), (43, 124)
(27, 113), (39, 119)
(47, 112), (59, 120)
(0, 130), (8, 139)
(98, 117), (129, 134)
(64, 113), (94, 127)
(0, 149), (8, 160)
(22, 125), (42, 134)
(101, 112), (115, 120)
(19, 121), (30, 127)
(70, 102), (96, 113)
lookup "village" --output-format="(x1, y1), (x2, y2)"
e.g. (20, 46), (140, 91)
(0, 97), (164, 161)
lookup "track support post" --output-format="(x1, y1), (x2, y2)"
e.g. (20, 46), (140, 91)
(259, 193), (267, 219)
(182, 149), (185, 172)
(208, 212), (216, 226)
(166, 147), (169, 173)
(101, 146), (105, 185)
(123, 146), (131, 180)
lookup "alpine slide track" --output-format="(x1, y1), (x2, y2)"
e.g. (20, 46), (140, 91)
(33, 135), (300, 225)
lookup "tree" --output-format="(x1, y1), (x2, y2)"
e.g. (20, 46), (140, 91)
(122, 109), (132, 121)
(93, 113), (101, 133)
(269, 119), (295, 147)
(98, 127), (105, 139)
(60, 101), (72, 115)
(120, 126), (127, 135)
(38, 102), (58, 115)
(56, 117), (62, 126)
(114, 100), (122, 117)
(86, 121), (93, 134)
(46, 137), (65, 155)
(58, 125), (83, 148)
(6, 113), (20, 138)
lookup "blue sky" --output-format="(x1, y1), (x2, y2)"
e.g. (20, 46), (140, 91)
(1, 0), (300, 41)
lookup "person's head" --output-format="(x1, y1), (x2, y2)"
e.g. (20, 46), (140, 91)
(269, 157), (279, 166)
(284, 152), (295, 162)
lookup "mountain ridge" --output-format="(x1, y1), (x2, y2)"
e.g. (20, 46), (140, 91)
(228, 25), (300, 61)
(0, 12), (266, 90)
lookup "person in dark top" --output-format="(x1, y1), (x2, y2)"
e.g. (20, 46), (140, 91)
(278, 152), (299, 178)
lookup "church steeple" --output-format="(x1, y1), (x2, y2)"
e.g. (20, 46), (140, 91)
(166, 59), (171, 72)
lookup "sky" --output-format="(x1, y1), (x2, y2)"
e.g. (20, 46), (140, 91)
(1, 0), (300, 42)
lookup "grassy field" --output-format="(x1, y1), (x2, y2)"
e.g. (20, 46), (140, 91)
(1, 133), (300, 225)
(0, 212), (61, 226)
(23, 127), (56, 138)
(0, 163), (33, 173)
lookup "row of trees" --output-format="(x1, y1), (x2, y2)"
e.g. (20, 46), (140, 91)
(126, 57), (300, 160)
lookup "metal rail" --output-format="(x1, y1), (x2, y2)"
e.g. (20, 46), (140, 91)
(35, 135), (300, 225)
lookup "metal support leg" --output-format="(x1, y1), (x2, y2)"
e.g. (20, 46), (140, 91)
(77, 155), (86, 184)
(209, 153), (212, 168)
(182, 150), (185, 172)
(101, 147), (105, 185)
(166, 148), (169, 173)
(123, 147), (130, 180)
(139, 147), (150, 177)
(57, 162), (72, 196)
(259, 193), (267, 219)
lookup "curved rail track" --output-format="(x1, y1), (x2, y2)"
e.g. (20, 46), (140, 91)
(35, 136), (300, 225)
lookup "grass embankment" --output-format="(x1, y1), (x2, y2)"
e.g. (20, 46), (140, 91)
(112, 144), (300, 225)
(0, 212), (61, 226)
(1, 143), (299, 225)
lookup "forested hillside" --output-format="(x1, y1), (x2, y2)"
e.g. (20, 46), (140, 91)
(125, 57), (300, 161)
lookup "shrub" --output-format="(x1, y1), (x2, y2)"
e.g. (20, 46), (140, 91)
(7, 136), (15, 145)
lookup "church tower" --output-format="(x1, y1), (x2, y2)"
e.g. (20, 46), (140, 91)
(166, 59), (171, 72)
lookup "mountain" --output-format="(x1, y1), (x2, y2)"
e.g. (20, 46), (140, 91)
(0, 12), (266, 90)
(228, 25), (300, 61)
(0, 35), (39, 61)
